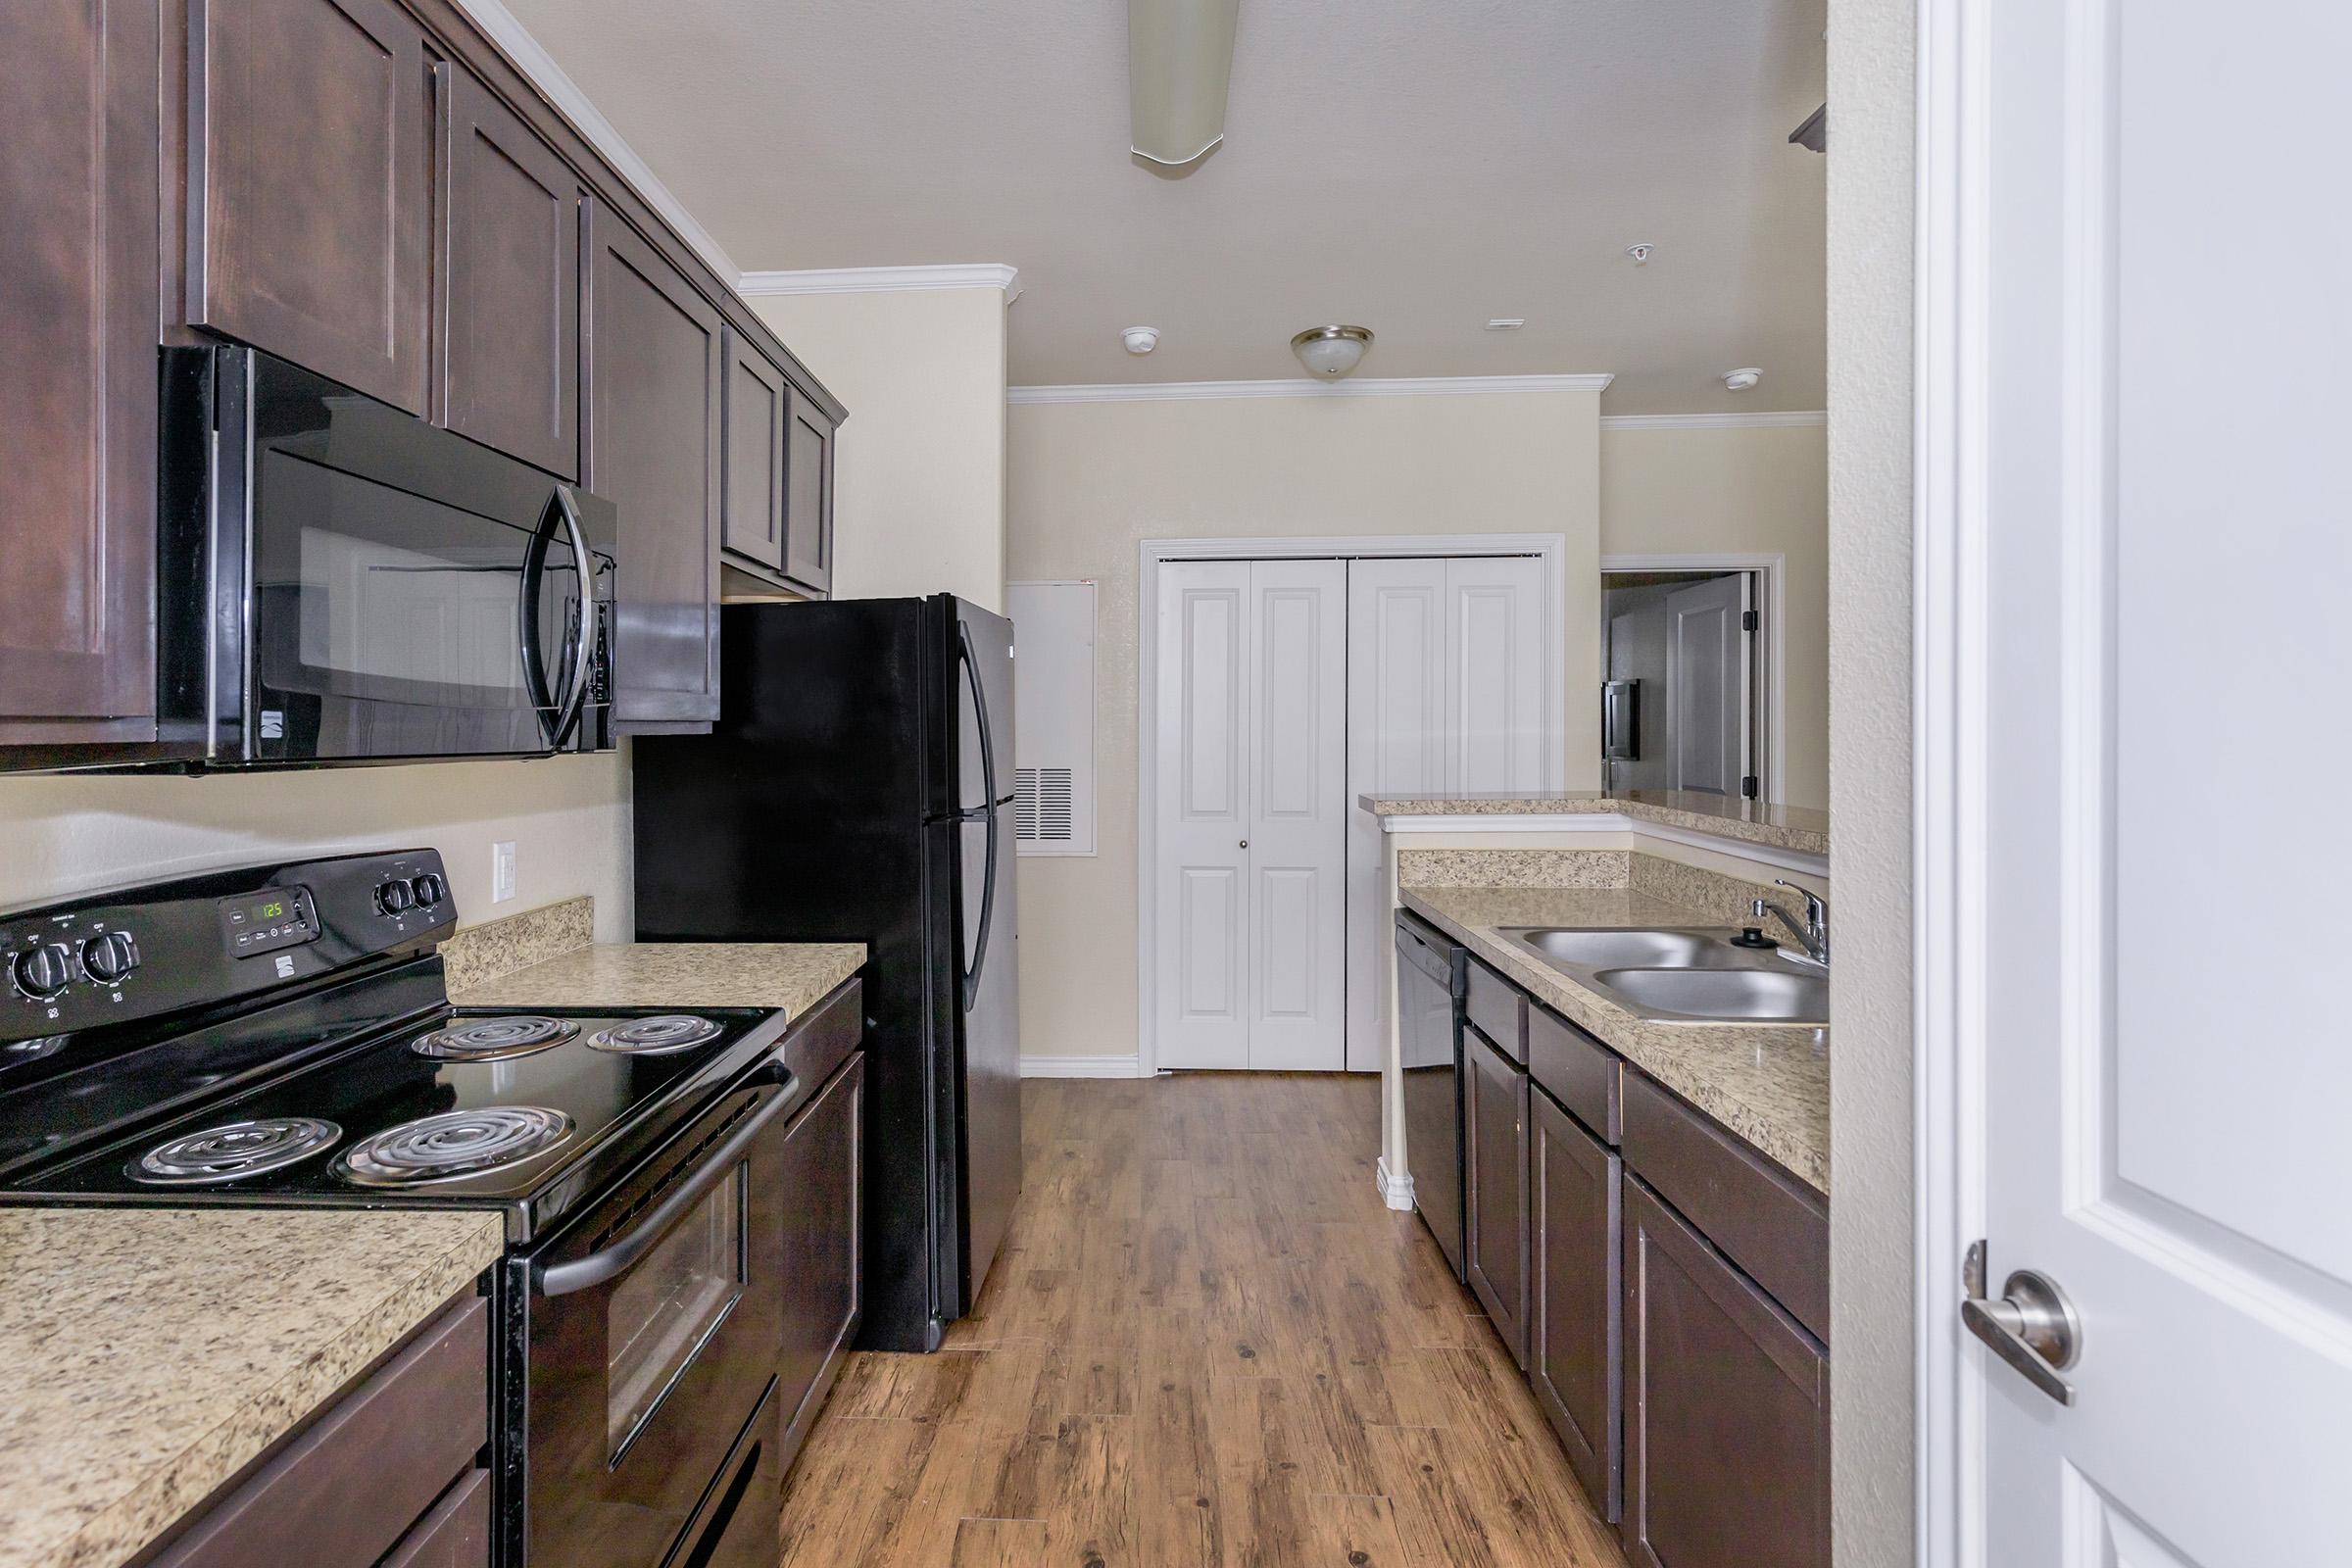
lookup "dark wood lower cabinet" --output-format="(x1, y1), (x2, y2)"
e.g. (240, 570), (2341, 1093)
(1464, 1023), (1530, 1365)
(1531, 1085), (1623, 1522)
(1622, 1175), (1830, 1568)
(776, 1051), (863, 1463)
(150, 1292), (489, 1568)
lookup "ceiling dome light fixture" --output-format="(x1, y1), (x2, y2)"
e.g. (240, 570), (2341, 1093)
(1292, 324), (1374, 379)
(1121, 326), (1161, 355)
(1128, 0), (1242, 167)
(1724, 367), (1763, 392)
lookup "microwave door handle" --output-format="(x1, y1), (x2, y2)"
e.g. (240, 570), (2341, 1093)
(517, 497), (560, 745)
(533, 1065), (796, 1298)
(543, 486), (598, 749)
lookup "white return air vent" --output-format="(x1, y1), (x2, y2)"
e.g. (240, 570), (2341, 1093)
(1006, 580), (1097, 857)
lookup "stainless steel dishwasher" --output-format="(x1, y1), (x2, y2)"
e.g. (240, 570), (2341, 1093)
(1396, 910), (1467, 1279)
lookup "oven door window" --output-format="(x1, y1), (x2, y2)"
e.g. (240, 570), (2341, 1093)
(606, 1162), (746, 1461)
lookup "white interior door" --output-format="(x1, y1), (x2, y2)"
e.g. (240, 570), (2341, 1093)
(1153, 562), (1250, 1069)
(1245, 560), (1348, 1070)
(1344, 558), (1448, 1072)
(1663, 573), (1751, 797)
(1971, 2), (2352, 1562)
(1444, 556), (1548, 795)
(1154, 559), (1347, 1071)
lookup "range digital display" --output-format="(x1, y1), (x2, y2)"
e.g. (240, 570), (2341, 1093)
(219, 885), (318, 959)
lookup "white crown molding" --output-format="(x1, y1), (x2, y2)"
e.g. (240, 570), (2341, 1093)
(1598, 409), (1828, 430)
(448, 0), (741, 283)
(737, 264), (1024, 303)
(1006, 372), (1614, 405)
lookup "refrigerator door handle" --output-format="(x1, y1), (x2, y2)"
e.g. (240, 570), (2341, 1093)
(958, 620), (1002, 1013)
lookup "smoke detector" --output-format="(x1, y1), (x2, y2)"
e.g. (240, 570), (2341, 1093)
(1723, 367), (1763, 393)
(1121, 326), (1160, 355)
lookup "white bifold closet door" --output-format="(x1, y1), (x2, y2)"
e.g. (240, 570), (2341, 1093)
(1344, 555), (1549, 1071)
(1154, 559), (1348, 1070)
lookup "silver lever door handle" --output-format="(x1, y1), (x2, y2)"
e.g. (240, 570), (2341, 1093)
(1961, 1240), (2082, 1406)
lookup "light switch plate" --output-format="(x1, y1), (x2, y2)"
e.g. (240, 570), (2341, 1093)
(491, 841), (517, 904)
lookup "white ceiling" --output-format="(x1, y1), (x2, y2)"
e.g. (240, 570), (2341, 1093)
(500, 0), (1827, 414)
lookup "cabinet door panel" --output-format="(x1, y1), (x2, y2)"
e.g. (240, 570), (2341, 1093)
(440, 62), (580, 477)
(1532, 1088), (1622, 1521)
(720, 329), (786, 571)
(782, 384), (834, 595)
(187, 0), (431, 413)
(1622, 1177), (1828, 1568)
(584, 200), (722, 729)
(0, 0), (160, 750)
(1463, 1024), (1529, 1364)
(776, 1053), (861, 1459)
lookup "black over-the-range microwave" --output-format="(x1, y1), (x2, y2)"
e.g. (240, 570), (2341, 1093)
(146, 346), (617, 767)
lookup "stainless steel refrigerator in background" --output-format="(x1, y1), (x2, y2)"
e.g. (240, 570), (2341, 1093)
(632, 595), (1021, 1351)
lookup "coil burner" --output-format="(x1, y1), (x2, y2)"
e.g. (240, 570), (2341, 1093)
(410, 1015), (580, 1061)
(131, 1118), (342, 1185)
(586, 1014), (724, 1055)
(337, 1106), (574, 1186)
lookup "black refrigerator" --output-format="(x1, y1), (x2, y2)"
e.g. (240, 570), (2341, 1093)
(633, 595), (1021, 1351)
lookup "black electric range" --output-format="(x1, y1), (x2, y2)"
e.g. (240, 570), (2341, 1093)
(0, 851), (808, 1568)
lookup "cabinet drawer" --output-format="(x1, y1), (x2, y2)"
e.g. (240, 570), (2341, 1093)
(1529, 1003), (1620, 1144)
(1621, 1072), (1827, 1342)
(152, 1293), (487, 1568)
(1464, 958), (1525, 1063)
(378, 1469), (490, 1568)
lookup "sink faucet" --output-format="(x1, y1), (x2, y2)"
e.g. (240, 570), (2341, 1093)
(1754, 881), (1830, 967)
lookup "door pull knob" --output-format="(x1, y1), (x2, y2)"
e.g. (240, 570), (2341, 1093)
(1961, 1240), (2082, 1406)
(1239, 840), (1249, 849)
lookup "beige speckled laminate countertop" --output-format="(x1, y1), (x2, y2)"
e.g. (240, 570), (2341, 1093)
(1361, 789), (1830, 858)
(447, 941), (865, 1015)
(0, 1208), (503, 1568)
(1401, 883), (1829, 1195)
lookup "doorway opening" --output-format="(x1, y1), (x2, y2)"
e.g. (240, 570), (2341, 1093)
(1598, 552), (1786, 805)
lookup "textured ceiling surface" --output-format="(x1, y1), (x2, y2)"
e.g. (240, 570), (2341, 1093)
(502, 0), (1827, 413)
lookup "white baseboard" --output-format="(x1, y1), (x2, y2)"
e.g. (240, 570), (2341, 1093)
(1375, 1155), (1416, 1211)
(1019, 1054), (1148, 1079)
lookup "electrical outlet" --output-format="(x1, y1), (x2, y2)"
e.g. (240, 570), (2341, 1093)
(491, 841), (517, 904)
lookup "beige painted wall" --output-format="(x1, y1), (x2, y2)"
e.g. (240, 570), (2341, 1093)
(1826, 0), (1917, 1559)
(0, 753), (633, 939)
(1005, 388), (1602, 1060)
(1600, 422), (1829, 810)
(749, 288), (1009, 612)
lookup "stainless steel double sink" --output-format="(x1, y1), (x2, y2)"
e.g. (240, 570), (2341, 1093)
(1495, 926), (1829, 1025)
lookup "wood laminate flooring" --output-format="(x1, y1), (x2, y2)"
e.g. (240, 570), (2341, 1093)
(778, 1073), (1629, 1568)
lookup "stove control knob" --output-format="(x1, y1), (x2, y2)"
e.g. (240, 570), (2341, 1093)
(12, 944), (74, 1000)
(410, 873), (446, 908)
(375, 879), (415, 914)
(79, 932), (139, 985)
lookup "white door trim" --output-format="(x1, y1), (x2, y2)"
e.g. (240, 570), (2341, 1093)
(1914, 0), (1983, 1562)
(1600, 551), (1788, 806)
(1138, 532), (1571, 1077)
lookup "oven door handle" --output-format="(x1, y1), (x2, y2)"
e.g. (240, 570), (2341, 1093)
(532, 1065), (796, 1298)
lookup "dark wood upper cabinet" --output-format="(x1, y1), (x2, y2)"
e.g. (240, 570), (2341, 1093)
(438, 60), (581, 478)
(185, 0), (433, 415)
(0, 0), (161, 755)
(584, 198), (723, 730)
(1464, 1023), (1530, 1366)
(720, 329), (787, 572)
(1622, 1177), (1829, 1568)
(781, 384), (835, 595)
(1531, 1086), (1623, 1523)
